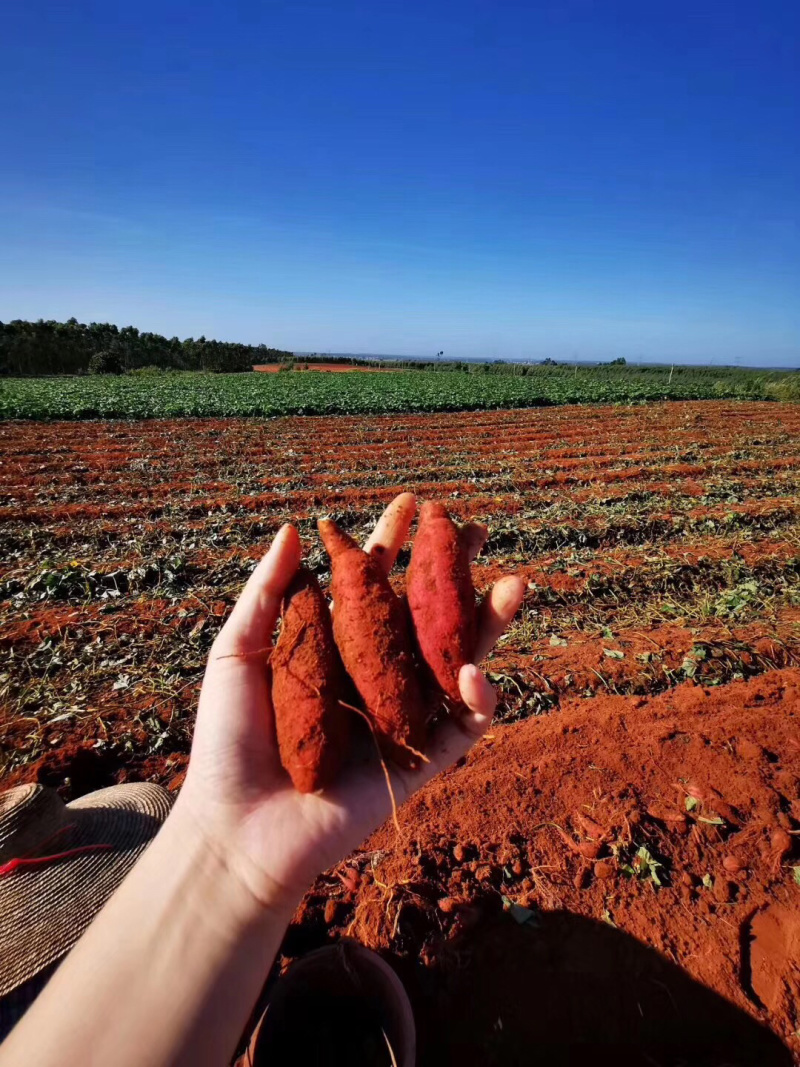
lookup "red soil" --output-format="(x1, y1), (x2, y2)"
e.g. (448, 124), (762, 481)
(293, 670), (800, 1063)
(2, 402), (800, 1061)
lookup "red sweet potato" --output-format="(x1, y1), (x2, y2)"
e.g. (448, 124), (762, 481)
(271, 567), (350, 793)
(407, 501), (477, 708)
(317, 518), (426, 769)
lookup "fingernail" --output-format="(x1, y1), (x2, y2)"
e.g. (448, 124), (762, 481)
(268, 525), (295, 560)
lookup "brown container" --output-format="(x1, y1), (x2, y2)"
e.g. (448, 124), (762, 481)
(241, 940), (415, 1067)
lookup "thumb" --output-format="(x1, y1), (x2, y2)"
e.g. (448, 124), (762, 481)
(212, 524), (302, 658)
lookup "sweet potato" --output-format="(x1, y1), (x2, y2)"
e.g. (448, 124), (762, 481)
(318, 518), (426, 769)
(407, 500), (477, 708)
(271, 567), (350, 793)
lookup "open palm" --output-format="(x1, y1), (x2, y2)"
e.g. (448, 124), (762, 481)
(177, 493), (524, 914)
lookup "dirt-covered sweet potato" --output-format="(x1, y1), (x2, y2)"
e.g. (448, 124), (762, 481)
(407, 500), (477, 709)
(318, 518), (426, 769)
(271, 567), (350, 792)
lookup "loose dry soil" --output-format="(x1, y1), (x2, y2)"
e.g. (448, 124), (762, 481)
(2, 401), (799, 1062)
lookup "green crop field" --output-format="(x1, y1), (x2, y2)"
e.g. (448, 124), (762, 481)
(0, 364), (797, 420)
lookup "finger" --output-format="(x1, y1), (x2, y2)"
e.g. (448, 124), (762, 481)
(363, 492), (416, 575)
(473, 574), (526, 663)
(332, 668), (498, 829)
(457, 663), (497, 733)
(460, 521), (488, 562)
(399, 690), (492, 794)
(212, 524), (301, 657)
(389, 667), (496, 794)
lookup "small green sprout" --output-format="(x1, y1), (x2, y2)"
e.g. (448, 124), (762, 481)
(621, 846), (663, 887)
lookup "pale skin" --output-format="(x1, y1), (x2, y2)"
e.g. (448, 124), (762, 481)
(1, 493), (524, 1067)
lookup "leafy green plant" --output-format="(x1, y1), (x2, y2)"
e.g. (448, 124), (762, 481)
(2, 361), (798, 421)
(620, 845), (664, 887)
(712, 579), (762, 619)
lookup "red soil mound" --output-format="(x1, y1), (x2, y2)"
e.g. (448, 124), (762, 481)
(292, 669), (800, 1064)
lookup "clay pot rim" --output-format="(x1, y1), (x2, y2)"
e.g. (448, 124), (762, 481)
(245, 939), (415, 1067)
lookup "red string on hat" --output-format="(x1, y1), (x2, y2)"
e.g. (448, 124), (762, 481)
(0, 821), (113, 878)
(0, 845), (113, 878)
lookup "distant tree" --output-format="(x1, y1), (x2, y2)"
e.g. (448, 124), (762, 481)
(0, 318), (293, 375)
(88, 349), (123, 375)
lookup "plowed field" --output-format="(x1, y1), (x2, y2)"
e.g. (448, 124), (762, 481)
(2, 399), (800, 1063)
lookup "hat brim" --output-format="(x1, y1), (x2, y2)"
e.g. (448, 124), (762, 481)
(0, 782), (172, 996)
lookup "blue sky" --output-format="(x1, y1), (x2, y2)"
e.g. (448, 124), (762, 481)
(2, 0), (799, 365)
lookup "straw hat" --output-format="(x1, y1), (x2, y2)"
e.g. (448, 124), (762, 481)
(0, 781), (172, 998)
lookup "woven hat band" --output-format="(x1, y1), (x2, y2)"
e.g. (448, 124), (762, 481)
(0, 787), (71, 864)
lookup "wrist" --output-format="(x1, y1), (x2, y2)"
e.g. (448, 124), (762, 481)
(167, 794), (301, 929)
(5, 791), (300, 1067)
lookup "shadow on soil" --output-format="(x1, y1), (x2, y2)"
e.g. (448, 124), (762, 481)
(403, 909), (791, 1067)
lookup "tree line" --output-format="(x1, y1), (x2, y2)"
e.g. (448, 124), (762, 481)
(292, 354), (628, 375)
(0, 318), (293, 376)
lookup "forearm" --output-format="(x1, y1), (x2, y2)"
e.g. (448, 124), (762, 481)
(0, 799), (297, 1067)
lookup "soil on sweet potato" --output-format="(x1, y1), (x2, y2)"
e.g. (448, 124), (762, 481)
(272, 567), (349, 792)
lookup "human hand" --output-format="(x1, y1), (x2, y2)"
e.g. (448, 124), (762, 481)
(177, 493), (525, 918)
